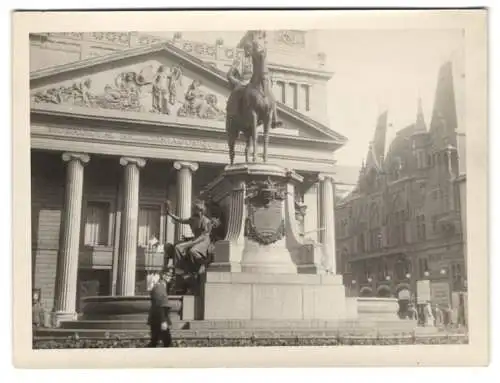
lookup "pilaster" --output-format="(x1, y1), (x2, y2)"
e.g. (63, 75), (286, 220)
(318, 173), (336, 273)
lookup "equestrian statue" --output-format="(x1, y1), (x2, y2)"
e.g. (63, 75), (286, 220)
(225, 30), (282, 165)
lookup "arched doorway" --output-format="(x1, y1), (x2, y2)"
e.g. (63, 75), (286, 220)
(376, 284), (392, 298)
(395, 283), (412, 318)
(359, 286), (373, 297)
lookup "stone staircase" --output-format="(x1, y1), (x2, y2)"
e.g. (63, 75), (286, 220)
(34, 294), (437, 340)
(34, 317), (428, 340)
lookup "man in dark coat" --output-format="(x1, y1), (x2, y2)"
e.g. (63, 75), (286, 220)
(147, 269), (173, 347)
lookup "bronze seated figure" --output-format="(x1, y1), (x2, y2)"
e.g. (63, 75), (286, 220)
(164, 200), (223, 295)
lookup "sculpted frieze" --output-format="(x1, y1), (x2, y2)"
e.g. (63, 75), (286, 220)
(275, 30), (306, 47)
(31, 63), (227, 121)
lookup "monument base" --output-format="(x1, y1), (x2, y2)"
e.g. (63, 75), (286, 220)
(203, 271), (353, 321)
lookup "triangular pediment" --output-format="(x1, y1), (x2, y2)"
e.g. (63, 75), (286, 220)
(30, 42), (347, 144)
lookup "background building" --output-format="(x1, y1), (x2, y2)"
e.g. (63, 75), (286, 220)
(336, 61), (467, 312)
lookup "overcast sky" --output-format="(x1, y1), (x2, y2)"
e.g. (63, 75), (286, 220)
(156, 30), (465, 168)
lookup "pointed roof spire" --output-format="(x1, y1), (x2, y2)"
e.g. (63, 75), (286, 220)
(415, 97), (427, 132)
(429, 61), (458, 148)
(365, 110), (388, 171)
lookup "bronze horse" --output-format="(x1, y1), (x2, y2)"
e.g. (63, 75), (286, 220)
(225, 31), (282, 164)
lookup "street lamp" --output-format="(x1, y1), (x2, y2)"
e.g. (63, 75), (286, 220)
(440, 268), (447, 275)
(424, 271), (430, 277)
(367, 277), (373, 283)
(405, 273), (411, 279)
(385, 275), (391, 281)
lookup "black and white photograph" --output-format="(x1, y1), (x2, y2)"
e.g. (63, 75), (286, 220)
(11, 9), (488, 368)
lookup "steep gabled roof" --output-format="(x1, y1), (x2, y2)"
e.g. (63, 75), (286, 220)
(30, 41), (347, 145)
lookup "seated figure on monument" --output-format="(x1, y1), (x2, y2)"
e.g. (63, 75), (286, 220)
(165, 200), (215, 293)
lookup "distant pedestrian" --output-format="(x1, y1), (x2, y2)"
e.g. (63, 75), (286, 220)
(408, 304), (418, 321)
(434, 304), (443, 327)
(32, 289), (45, 329)
(147, 268), (174, 348)
(443, 304), (453, 326)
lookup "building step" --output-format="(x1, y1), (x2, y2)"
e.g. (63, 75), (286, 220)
(37, 317), (430, 340)
(35, 325), (438, 340)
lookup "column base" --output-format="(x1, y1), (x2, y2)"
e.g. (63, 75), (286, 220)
(203, 271), (349, 321)
(53, 311), (78, 327)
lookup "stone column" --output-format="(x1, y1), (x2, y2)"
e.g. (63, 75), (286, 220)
(165, 183), (177, 246)
(54, 152), (90, 324)
(116, 157), (146, 296)
(173, 161), (198, 241)
(318, 173), (336, 273)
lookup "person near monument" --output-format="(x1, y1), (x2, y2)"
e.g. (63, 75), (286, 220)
(147, 268), (173, 348)
(407, 303), (419, 321)
(166, 200), (213, 282)
(32, 289), (45, 329)
(433, 304), (444, 327)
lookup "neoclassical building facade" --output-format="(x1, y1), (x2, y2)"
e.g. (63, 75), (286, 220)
(29, 31), (347, 319)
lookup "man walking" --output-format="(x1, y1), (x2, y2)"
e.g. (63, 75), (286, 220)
(147, 268), (173, 347)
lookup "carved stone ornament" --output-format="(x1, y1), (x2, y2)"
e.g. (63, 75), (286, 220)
(244, 178), (287, 245)
(275, 30), (306, 47)
(294, 201), (307, 222)
(246, 177), (287, 208)
(245, 199), (285, 246)
(177, 79), (226, 121)
(32, 64), (227, 121)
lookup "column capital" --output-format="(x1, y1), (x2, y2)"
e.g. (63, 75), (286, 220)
(318, 173), (335, 182)
(174, 161), (199, 172)
(62, 152), (90, 164)
(120, 156), (146, 168)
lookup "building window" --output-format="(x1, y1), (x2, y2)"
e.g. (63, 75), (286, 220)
(369, 229), (383, 251)
(276, 81), (286, 103)
(418, 258), (429, 278)
(395, 259), (409, 280)
(378, 260), (389, 281)
(137, 205), (161, 248)
(83, 201), (111, 246)
(362, 263), (371, 282)
(452, 263), (463, 290)
(416, 214), (426, 241)
(290, 83), (298, 110)
(358, 233), (365, 253)
(432, 215), (439, 233)
(399, 223), (406, 244)
(301, 84), (310, 111)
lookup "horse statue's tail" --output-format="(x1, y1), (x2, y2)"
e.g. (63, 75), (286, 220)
(226, 117), (237, 165)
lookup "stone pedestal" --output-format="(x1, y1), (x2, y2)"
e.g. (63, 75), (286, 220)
(204, 163), (313, 275)
(203, 272), (348, 320)
(200, 163), (347, 321)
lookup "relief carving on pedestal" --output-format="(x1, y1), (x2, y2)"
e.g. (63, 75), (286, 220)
(244, 178), (287, 245)
(31, 63), (227, 121)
